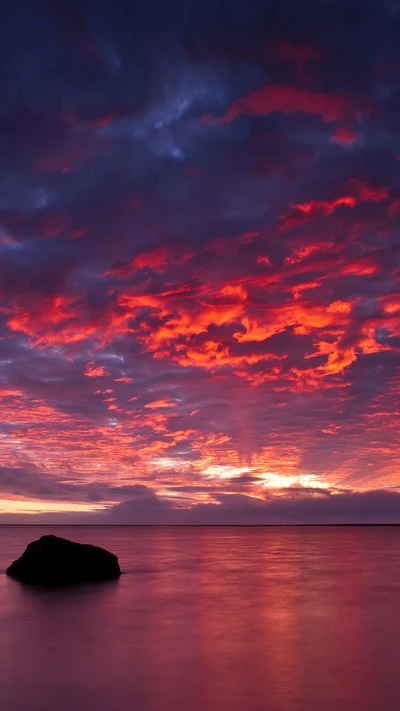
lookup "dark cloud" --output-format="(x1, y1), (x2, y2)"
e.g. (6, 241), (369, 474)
(74, 489), (400, 524)
(1, 481), (400, 525)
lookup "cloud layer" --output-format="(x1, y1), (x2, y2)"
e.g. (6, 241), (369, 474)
(0, 0), (400, 521)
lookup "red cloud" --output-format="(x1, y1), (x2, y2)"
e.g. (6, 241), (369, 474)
(348, 179), (389, 203)
(132, 247), (169, 272)
(220, 84), (353, 124)
(293, 195), (357, 215)
(105, 247), (169, 279)
(331, 127), (357, 145)
(105, 246), (194, 280)
(280, 179), (389, 232)
(268, 41), (322, 69)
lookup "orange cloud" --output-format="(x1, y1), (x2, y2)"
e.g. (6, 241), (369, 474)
(85, 362), (110, 378)
(144, 400), (178, 409)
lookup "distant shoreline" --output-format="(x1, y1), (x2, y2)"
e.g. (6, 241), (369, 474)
(0, 523), (399, 528)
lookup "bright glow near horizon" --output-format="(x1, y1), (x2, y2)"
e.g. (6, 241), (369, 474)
(0, 500), (108, 515)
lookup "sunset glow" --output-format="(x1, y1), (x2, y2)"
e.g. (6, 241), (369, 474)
(1, 0), (400, 522)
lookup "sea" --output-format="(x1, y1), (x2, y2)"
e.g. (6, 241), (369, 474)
(0, 525), (399, 711)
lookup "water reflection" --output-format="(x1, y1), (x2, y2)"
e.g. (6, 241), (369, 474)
(0, 526), (399, 711)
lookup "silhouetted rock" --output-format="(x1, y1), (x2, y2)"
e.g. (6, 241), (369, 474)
(6, 535), (121, 585)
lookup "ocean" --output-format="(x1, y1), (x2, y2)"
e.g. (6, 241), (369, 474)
(0, 525), (399, 711)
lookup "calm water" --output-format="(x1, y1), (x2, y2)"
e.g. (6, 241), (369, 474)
(0, 526), (400, 711)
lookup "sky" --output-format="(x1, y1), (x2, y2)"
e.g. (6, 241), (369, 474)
(1, 0), (400, 524)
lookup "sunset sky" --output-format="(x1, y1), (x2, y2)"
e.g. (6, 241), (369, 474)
(1, 0), (400, 523)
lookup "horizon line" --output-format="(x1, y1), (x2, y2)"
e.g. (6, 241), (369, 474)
(0, 523), (400, 528)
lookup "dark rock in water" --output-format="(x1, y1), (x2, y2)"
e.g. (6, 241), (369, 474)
(6, 535), (121, 585)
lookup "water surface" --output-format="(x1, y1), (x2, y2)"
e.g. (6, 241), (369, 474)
(0, 526), (400, 711)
